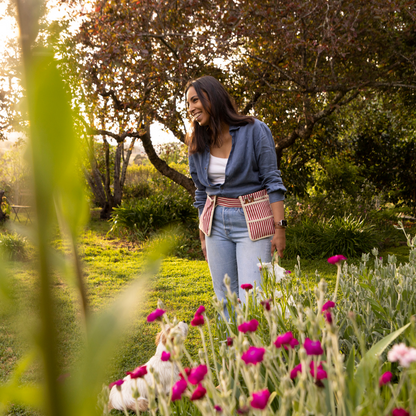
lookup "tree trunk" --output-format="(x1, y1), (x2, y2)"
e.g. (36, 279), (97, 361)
(140, 126), (195, 198)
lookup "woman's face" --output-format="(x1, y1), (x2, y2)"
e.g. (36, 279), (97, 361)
(186, 86), (210, 126)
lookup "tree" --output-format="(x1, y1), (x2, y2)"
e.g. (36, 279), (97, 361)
(61, 0), (416, 211)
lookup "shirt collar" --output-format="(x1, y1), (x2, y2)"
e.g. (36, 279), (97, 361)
(229, 125), (241, 132)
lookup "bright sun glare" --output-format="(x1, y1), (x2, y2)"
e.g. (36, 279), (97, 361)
(0, 0), (178, 146)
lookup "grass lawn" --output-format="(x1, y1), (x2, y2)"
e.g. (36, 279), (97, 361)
(0, 214), (415, 415)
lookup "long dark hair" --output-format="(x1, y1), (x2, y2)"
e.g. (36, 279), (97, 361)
(185, 76), (254, 154)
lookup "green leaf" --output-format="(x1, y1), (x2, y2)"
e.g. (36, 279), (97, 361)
(354, 322), (411, 404)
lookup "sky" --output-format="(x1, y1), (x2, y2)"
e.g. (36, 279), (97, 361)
(0, 0), (179, 147)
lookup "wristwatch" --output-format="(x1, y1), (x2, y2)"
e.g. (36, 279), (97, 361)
(274, 220), (287, 229)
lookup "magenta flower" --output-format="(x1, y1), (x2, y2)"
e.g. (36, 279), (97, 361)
(274, 331), (293, 348)
(126, 365), (147, 379)
(322, 300), (336, 312)
(188, 364), (208, 385)
(241, 283), (253, 290)
(289, 338), (299, 348)
(109, 379), (124, 389)
(238, 319), (259, 333)
(260, 298), (272, 311)
(161, 351), (171, 362)
(195, 305), (205, 315)
(285, 270), (291, 274)
(290, 363), (302, 379)
(214, 405), (223, 412)
(392, 409), (410, 416)
(171, 379), (188, 401)
(147, 308), (166, 322)
(190, 383), (207, 400)
(250, 389), (270, 410)
(226, 337), (234, 346)
(327, 255), (347, 265)
(379, 371), (393, 386)
(241, 346), (266, 365)
(310, 361), (327, 380)
(304, 338), (324, 355)
(179, 367), (191, 380)
(324, 310), (333, 324)
(191, 314), (205, 326)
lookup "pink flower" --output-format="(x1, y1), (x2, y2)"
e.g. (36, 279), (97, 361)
(392, 409), (410, 416)
(147, 308), (166, 322)
(388, 343), (416, 368)
(195, 305), (205, 315)
(188, 364), (208, 385)
(379, 371), (393, 386)
(241, 283), (253, 290)
(171, 379), (187, 401)
(310, 361), (327, 380)
(250, 389), (270, 410)
(260, 298), (272, 311)
(324, 310), (333, 324)
(285, 270), (291, 274)
(226, 337), (234, 346)
(161, 351), (171, 362)
(327, 255), (347, 265)
(190, 383), (207, 400)
(241, 346), (266, 365)
(126, 365), (147, 379)
(109, 379), (124, 389)
(214, 405), (223, 412)
(290, 363), (302, 379)
(191, 314), (205, 326)
(283, 337), (300, 351)
(322, 301), (336, 312)
(274, 331), (293, 348)
(179, 367), (191, 380)
(238, 319), (259, 333)
(304, 338), (324, 355)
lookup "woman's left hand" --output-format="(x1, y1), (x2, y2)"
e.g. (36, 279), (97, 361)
(271, 229), (286, 258)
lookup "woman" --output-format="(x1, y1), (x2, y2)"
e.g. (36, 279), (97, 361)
(186, 76), (286, 317)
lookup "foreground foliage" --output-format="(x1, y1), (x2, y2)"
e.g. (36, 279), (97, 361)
(106, 229), (416, 415)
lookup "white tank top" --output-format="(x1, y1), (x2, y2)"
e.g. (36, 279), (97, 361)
(208, 154), (228, 185)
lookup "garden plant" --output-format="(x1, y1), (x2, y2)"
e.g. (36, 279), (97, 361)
(105, 230), (416, 416)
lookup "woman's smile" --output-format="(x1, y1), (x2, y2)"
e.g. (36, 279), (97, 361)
(186, 86), (210, 126)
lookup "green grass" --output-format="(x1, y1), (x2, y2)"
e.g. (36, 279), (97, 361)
(0, 216), (414, 415)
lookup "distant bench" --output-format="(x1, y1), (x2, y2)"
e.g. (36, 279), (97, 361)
(11, 191), (32, 223)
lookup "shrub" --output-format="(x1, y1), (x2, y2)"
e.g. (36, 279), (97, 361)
(122, 182), (153, 201)
(0, 232), (28, 261)
(285, 215), (378, 259)
(110, 192), (198, 241)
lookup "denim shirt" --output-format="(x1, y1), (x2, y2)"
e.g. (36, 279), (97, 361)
(188, 119), (287, 215)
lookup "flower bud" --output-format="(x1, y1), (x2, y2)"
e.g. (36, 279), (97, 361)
(220, 343), (226, 357)
(223, 274), (231, 286)
(298, 347), (307, 361)
(318, 279), (327, 293)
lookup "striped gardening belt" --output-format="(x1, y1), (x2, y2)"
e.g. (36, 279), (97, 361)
(199, 189), (275, 241)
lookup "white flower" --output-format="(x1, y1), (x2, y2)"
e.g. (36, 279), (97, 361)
(257, 262), (287, 282)
(388, 343), (416, 368)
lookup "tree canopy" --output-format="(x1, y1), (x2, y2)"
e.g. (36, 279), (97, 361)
(59, 0), (416, 213)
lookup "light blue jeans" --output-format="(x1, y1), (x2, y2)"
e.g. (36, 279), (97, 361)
(205, 205), (272, 319)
